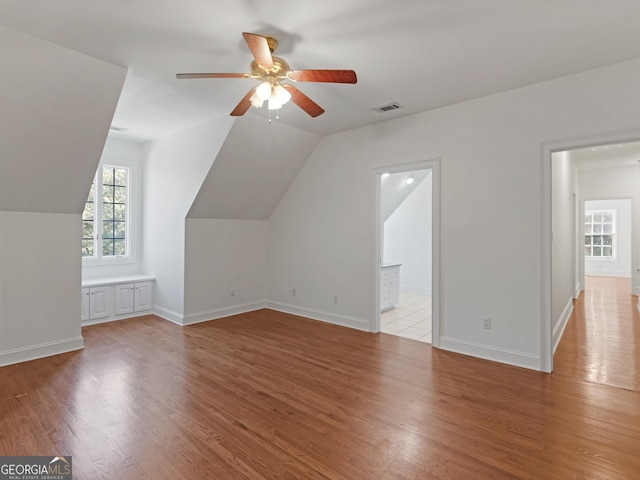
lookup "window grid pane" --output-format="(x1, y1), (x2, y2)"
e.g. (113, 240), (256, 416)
(584, 210), (614, 259)
(81, 183), (95, 257)
(81, 166), (129, 260)
(102, 166), (127, 258)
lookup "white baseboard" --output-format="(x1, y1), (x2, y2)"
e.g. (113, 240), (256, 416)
(152, 305), (185, 325)
(0, 336), (84, 367)
(585, 270), (631, 278)
(182, 301), (268, 326)
(400, 286), (432, 295)
(553, 297), (574, 354)
(438, 337), (540, 371)
(267, 301), (371, 332)
(81, 310), (152, 327)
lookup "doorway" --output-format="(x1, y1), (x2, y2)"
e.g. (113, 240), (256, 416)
(544, 135), (640, 372)
(372, 159), (441, 347)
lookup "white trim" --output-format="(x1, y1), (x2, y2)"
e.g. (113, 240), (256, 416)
(0, 336), (84, 367)
(400, 286), (432, 295)
(82, 274), (155, 288)
(553, 297), (574, 353)
(574, 282), (581, 299)
(439, 337), (540, 371)
(585, 270), (632, 278)
(182, 301), (268, 326)
(152, 305), (185, 325)
(541, 129), (640, 373)
(268, 301), (370, 331)
(81, 310), (151, 327)
(82, 156), (139, 266)
(371, 158), (441, 346)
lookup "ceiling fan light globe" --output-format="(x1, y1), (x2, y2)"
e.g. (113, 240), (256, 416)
(249, 92), (264, 108)
(268, 95), (282, 110)
(274, 84), (292, 105)
(256, 81), (272, 101)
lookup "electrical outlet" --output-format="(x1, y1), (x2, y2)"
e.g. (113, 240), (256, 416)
(230, 288), (235, 297)
(333, 295), (339, 304)
(482, 316), (492, 329)
(292, 288), (297, 296)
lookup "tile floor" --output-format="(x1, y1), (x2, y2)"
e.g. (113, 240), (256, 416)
(381, 291), (432, 343)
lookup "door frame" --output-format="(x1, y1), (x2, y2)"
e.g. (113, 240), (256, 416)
(541, 129), (640, 372)
(371, 158), (441, 347)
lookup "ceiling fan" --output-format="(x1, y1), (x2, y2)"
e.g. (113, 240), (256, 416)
(176, 32), (357, 118)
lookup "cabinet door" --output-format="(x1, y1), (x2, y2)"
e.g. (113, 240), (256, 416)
(388, 267), (400, 306)
(134, 281), (153, 312)
(90, 286), (111, 319)
(114, 283), (135, 315)
(81, 288), (90, 322)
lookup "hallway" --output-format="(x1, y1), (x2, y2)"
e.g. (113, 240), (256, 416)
(554, 275), (640, 392)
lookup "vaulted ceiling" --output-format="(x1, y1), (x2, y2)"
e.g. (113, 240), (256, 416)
(1, 0), (638, 142)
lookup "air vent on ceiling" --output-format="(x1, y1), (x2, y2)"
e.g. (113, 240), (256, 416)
(372, 102), (404, 113)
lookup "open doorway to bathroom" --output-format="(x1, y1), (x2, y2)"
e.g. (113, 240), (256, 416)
(377, 167), (433, 343)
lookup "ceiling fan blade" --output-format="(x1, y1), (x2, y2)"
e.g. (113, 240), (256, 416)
(287, 70), (357, 84)
(176, 73), (247, 79)
(283, 85), (325, 117)
(242, 32), (274, 70)
(230, 86), (257, 116)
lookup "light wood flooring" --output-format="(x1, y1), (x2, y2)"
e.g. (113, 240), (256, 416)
(0, 276), (638, 479)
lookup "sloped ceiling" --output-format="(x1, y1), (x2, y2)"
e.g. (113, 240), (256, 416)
(381, 170), (431, 222)
(1, 1), (638, 141)
(0, 26), (127, 213)
(187, 113), (320, 220)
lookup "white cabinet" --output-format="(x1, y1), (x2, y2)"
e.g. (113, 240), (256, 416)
(114, 281), (153, 315)
(81, 286), (112, 322)
(133, 281), (153, 311)
(114, 283), (135, 315)
(380, 264), (400, 311)
(82, 276), (154, 325)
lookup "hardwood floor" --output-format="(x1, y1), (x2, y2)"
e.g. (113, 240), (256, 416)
(554, 275), (640, 392)
(1, 282), (638, 478)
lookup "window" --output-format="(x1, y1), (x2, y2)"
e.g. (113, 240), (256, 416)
(82, 164), (130, 261)
(584, 210), (615, 258)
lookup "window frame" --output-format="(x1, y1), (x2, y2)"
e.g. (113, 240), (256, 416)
(82, 157), (137, 266)
(584, 209), (616, 260)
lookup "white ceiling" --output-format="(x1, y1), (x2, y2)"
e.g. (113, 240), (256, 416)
(572, 141), (640, 171)
(1, 0), (639, 141)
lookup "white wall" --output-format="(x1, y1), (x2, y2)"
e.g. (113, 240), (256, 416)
(551, 151), (578, 351)
(184, 219), (268, 324)
(267, 59), (640, 370)
(0, 26), (126, 214)
(0, 28), (126, 366)
(580, 165), (640, 291)
(384, 171), (432, 294)
(0, 213), (84, 366)
(142, 117), (234, 324)
(380, 169), (431, 222)
(82, 137), (145, 281)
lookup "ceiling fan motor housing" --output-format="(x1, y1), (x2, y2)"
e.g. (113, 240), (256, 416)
(250, 56), (291, 78)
